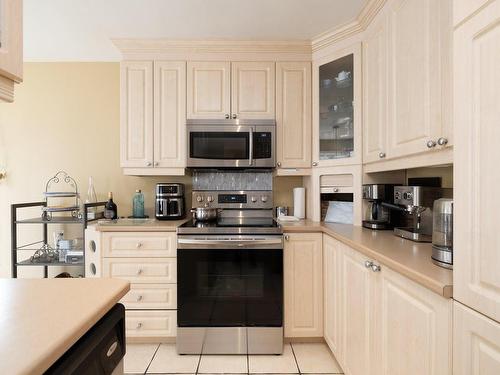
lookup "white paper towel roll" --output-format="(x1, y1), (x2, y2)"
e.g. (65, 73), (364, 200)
(293, 187), (306, 219)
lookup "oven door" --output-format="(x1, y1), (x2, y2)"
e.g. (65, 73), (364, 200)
(187, 125), (253, 168)
(177, 237), (283, 328)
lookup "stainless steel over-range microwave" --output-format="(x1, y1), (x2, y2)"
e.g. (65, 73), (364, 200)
(187, 119), (275, 168)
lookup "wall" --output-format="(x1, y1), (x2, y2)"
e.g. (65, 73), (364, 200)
(0, 63), (302, 278)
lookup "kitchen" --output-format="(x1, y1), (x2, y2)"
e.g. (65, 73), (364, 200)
(0, 0), (498, 374)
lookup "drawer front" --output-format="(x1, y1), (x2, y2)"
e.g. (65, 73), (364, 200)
(102, 232), (176, 258)
(126, 310), (177, 338)
(320, 174), (353, 187)
(102, 258), (176, 283)
(320, 186), (353, 194)
(121, 284), (177, 310)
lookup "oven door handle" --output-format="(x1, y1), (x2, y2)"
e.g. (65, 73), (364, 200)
(248, 127), (253, 166)
(177, 238), (283, 248)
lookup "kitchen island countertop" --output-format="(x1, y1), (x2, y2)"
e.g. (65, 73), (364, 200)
(280, 220), (453, 298)
(0, 278), (130, 375)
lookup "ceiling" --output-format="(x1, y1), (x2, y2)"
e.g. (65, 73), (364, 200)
(24, 0), (366, 61)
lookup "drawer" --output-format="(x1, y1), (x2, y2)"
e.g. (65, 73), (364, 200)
(126, 310), (177, 338)
(121, 284), (177, 310)
(102, 258), (176, 283)
(320, 174), (353, 187)
(102, 232), (176, 258)
(320, 186), (353, 194)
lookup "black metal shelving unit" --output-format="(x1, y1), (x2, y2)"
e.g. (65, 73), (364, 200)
(11, 201), (106, 278)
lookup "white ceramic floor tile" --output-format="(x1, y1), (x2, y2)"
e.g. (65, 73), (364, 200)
(198, 355), (248, 374)
(124, 343), (159, 374)
(147, 343), (200, 374)
(291, 343), (343, 374)
(248, 344), (299, 373)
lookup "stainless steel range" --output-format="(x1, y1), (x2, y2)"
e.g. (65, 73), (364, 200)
(176, 190), (283, 355)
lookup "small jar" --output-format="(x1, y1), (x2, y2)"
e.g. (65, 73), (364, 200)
(132, 190), (145, 218)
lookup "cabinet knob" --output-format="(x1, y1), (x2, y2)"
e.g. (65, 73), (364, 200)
(371, 263), (381, 272)
(364, 260), (373, 268)
(146, 162), (152, 166)
(136, 242), (142, 248)
(437, 137), (448, 146)
(379, 152), (386, 158)
(333, 188), (339, 193)
(426, 140), (437, 148)
(136, 322), (143, 329)
(232, 114), (237, 119)
(225, 114), (230, 119)
(136, 295), (143, 302)
(136, 269), (143, 275)
(154, 161), (159, 166)
(312, 162), (318, 167)
(284, 234), (290, 241)
(277, 162), (282, 167)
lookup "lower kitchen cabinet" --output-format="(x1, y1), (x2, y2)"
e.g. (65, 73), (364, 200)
(323, 234), (452, 375)
(284, 232), (323, 337)
(454, 301), (500, 374)
(126, 310), (177, 339)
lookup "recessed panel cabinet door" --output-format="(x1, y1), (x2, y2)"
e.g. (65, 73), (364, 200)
(284, 232), (323, 337)
(231, 61), (275, 119)
(454, 301), (500, 375)
(187, 61), (231, 119)
(154, 61), (186, 168)
(363, 15), (388, 163)
(373, 265), (452, 375)
(454, 0), (500, 323)
(276, 62), (312, 169)
(387, 0), (447, 157)
(120, 61), (154, 168)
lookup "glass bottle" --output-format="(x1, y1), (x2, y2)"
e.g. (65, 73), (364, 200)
(85, 176), (98, 219)
(133, 189), (145, 218)
(104, 192), (118, 220)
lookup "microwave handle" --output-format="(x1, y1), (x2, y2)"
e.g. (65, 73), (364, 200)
(248, 127), (253, 166)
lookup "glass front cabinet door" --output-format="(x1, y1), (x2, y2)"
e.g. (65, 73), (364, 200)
(313, 44), (362, 166)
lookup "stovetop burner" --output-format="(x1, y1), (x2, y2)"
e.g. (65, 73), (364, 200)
(178, 216), (282, 235)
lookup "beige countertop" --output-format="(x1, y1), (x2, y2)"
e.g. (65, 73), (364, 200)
(0, 278), (130, 375)
(95, 218), (188, 231)
(281, 220), (453, 298)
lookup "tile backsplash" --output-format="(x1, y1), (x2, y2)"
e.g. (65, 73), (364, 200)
(192, 170), (273, 191)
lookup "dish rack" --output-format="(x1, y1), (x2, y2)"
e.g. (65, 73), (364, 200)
(41, 171), (81, 221)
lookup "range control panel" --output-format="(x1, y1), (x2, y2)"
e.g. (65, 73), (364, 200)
(192, 190), (273, 209)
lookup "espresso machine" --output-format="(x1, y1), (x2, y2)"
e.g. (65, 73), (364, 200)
(386, 186), (452, 242)
(362, 184), (397, 230)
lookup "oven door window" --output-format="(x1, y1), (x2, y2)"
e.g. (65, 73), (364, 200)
(177, 249), (283, 327)
(190, 132), (250, 160)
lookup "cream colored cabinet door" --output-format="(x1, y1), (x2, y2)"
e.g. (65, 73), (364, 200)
(340, 244), (375, 375)
(454, 301), (500, 375)
(363, 14), (388, 163)
(373, 263), (452, 375)
(323, 235), (342, 360)
(284, 232), (323, 337)
(386, 0), (452, 158)
(231, 62), (275, 119)
(276, 62), (312, 170)
(154, 61), (186, 168)
(187, 61), (231, 119)
(454, 0), (500, 323)
(120, 61), (154, 168)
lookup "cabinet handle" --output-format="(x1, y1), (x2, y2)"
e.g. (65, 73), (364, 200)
(333, 188), (339, 193)
(284, 234), (290, 241)
(146, 162), (152, 166)
(426, 140), (437, 148)
(312, 162), (318, 167)
(136, 269), (143, 275)
(232, 114), (237, 119)
(364, 260), (373, 268)
(136, 242), (142, 248)
(371, 263), (381, 272)
(379, 152), (386, 158)
(154, 161), (159, 167)
(136, 322), (143, 329)
(136, 295), (143, 302)
(437, 137), (448, 146)
(225, 114), (230, 119)
(277, 162), (282, 167)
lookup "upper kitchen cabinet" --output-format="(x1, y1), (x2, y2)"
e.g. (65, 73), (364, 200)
(313, 43), (362, 167)
(0, 0), (23, 103)
(231, 61), (275, 119)
(454, 0), (500, 323)
(120, 61), (186, 176)
(187, 61), (231, 119)
(275, 62), (312, 174)
(187, 61), (275, 120)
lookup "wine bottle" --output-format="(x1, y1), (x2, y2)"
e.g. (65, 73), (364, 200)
(104, 192), (118, 220)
